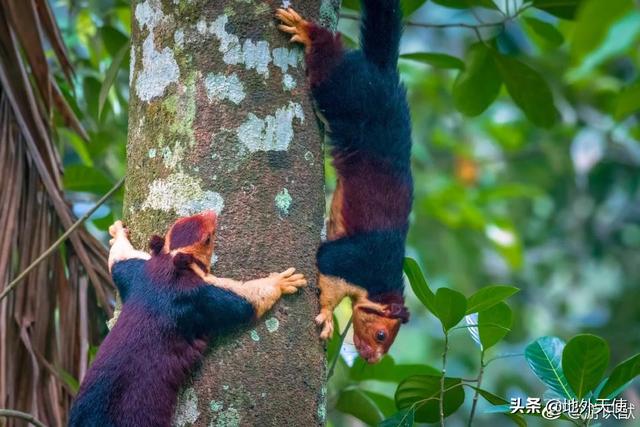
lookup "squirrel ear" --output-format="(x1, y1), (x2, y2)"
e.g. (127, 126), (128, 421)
(149, 235), (165, 255)
(386, 303), (410, 324)
(173, 252), (195, 271)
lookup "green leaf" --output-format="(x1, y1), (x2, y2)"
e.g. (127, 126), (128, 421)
(599, 353), (640, 398)
(469, 387), (527, 426)
(615, 80), (640, 119)
(401, 0), (428, 17)
(100, 26), (129, 58)
(478, 302), (512, 349)
(395, 375), (465, 423)
(453, 43), (502, 117)
(342, 0), (360, 11)
(351, 355), (440, 383)
(400, 53), (465, 70)
(434, 288), (467, 331)
(532, 0), (583, 20)
(466, 285), (519, 314)
(99, 42), (129, 118)
(379, 408), (414, 427)
(432, 0), (498, 10)
(336, 388), (390, 425)
(493, 53), (558, 128)
(403, 258), (436, 314)
(562, 334), (609, 398)
(63, 165), (113, 194)
(525, 336), (575, 398)
(58, 128), (93, 167)
(571, 0), (633, 61)
(522, 17), (564, 46)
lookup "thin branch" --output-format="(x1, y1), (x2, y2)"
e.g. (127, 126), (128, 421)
(0, 409), (47, 427)
(468, 349), (486, 426)
(0, 177), (124, 303)
(484, 352), (524, 366)
(326, 315), (353, 379)
(440, 329), (449, 427)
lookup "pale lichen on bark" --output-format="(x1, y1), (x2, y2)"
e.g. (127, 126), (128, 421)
(125, 0), (339, 425)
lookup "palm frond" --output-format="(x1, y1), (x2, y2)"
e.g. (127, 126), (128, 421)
(0, 2), (115, 426)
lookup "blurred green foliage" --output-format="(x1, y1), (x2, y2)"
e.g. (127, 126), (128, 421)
(50, 0), (640, 425)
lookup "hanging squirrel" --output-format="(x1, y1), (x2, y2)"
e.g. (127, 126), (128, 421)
(276, 0), (412, 363)
(69, 211), (306, 426)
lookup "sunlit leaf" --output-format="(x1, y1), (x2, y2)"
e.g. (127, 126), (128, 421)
(466, 285), (519, 314)
(453, 43), (502, 116)
(434, 288), (467, 331)
(395, 375), (465, 423)
(493, 52), (558, 128)
(562, 334), (609, 398)
(599, 353), (640, 398)
(403, 258), (436, 314)
(478, 302), (512, 349)
(525, 337), (575, 398)
(465, 314), (481, 349)
(571, 0), (633, 61)
(400, 52), (465, 70)
(522, 17), (564, 46)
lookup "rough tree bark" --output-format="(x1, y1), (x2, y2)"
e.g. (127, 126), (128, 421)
(124, 0), (339, 425)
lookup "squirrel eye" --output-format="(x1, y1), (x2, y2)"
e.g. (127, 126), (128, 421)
(375, 330), (386, 342)
(204, 235), (211, 245)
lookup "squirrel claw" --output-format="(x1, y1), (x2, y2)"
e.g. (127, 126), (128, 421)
(275, 7), (311, 50)
(315, 309), (334, 340)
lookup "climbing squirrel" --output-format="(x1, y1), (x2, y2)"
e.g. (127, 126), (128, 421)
(69, 211), (306, 426)
(276, 0), (412, 363)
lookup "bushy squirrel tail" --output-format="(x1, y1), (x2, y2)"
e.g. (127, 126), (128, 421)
(360, 0), (402, 70)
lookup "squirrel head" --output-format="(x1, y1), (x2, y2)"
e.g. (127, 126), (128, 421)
(151, 210), (218, 273)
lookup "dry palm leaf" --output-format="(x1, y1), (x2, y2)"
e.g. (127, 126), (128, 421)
(0, 1), (115, 426)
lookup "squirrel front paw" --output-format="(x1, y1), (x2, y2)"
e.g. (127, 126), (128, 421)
(275, 7), (312, 50)
(272, 267), (307, 295)
(108, 220), (129, 246)
(315, 308), (334, 340)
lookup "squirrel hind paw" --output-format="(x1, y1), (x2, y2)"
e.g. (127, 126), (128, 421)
(275, 8), (312, 49)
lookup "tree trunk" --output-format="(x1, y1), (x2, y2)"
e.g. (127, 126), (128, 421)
(124, 0), (338, 425)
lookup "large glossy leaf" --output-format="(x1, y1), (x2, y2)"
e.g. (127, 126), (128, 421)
(400, 53), (465, 70)
(599, 353), (640, 398)
(379, 408), (415, 427)
(478, 302), (512, 349)
(466, 285), (519, 314)
(432, 0), (498, 10)
(571, 0), (633, 61)
(453, 43), (502, 116)
(336, 388), (392, 425)
(434, 288), (467, 331)
(522, 17), (564, 47)
(403, 258), (436, 314)
(351, 355), (440, 382)
(562, 334), (609, 398)
(525, 337), (575, 398)
(493, 53), (558, 128)
(532, 0), (583, 20)
(395, 375), (465, 423)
